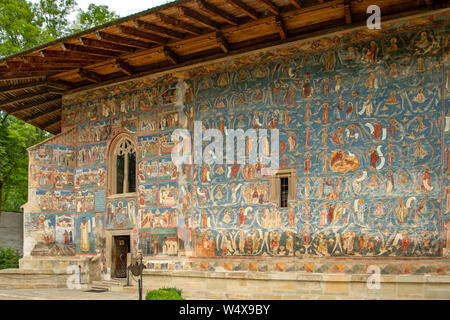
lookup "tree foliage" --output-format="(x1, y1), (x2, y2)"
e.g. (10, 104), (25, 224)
(0, 0), (119, 212)
(0, 246), (21, 269)
(0, 113), (50, 212)
(0, 0), (41, 56)
(71, 4), (119, 33)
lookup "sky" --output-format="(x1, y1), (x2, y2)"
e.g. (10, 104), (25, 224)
(29, 0), (173, 19)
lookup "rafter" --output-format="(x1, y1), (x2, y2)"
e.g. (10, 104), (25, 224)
(344, 4), (352, 24)
(46, 80), (73, 91)
(162, 46), (179, 65)
(0, 80), (47, 94)
(274, 15), (287, 40)
(0, 88), (54, 108)
(254, 0), (279, 15)
(40, 50), (105, 61)
(117, 25), (168, 45)
(113, 59), (134, 76)
(178, 6), (222, 30)
(23, 56), (98, 66)
(79, 37), (137, 53)
(289, 0), (302, 9)
(61, 42), (121, 57)
(134, 20), (185, 40)
(0, 61), (73, 72)
(23, 104), (61, 121)
(216, 32), (230, 53)
(78, 68), (102, 83)
(226, 0), (259, 20)
(96, 32), (154, 49)
(41, 116), (61, 130)
(9, 97), (61, 114)
(196, 0), (239, 25)
(154, 12), (203, 35)
(0, 75), (45, 81)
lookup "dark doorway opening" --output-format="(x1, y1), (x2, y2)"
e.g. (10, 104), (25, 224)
(112, 235), (130, 278)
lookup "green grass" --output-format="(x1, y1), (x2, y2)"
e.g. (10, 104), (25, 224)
(145, 287), (184, 300)
(0, 246), (21, 270)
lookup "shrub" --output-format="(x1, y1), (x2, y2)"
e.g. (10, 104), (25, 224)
(0, 246), (21, 270)
(145, 287), (184, 300)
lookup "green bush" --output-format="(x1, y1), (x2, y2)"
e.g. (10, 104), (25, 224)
(0, 246), (21, 270)
(145, 287), (184, 300)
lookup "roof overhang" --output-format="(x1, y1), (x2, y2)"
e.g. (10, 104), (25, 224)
(0, 0), (448, 134)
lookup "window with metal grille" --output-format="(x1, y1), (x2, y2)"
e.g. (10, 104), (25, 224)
(280, 177), (289, 208)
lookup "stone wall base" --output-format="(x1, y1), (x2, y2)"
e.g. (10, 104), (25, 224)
(142, 270), (450, 300)
(0, 256), (101, 289)
(0, 269), (89, 289)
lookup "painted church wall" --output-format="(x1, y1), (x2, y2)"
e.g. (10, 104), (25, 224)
(23, 11), (450, 262)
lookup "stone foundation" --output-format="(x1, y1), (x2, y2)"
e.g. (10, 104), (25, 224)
(0, 256), (101, 289)
(139, 258), (450, 299)
(1, 257), (448, 298)
(142, 269), (450, 300)
(0, 269), (89, 290)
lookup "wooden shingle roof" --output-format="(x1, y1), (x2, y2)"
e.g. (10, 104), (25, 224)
(0, 0), (447, 134)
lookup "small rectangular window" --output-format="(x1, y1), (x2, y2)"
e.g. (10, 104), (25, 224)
(280, 177), (289, 208)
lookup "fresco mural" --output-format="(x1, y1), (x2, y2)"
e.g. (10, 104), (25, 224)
(76, 212), (105, 254)
(22, 12), (450, 262)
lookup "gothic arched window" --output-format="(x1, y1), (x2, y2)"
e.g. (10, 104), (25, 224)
(109, 135), (136, 195)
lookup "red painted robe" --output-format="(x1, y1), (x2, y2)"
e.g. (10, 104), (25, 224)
(370, 150), (380, 169)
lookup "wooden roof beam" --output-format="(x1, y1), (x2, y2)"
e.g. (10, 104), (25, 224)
(113, 59), (134, 76)
(178, 6), (222, 30)
(117, 25), (168, 45)
(196, 0), (239, 26)
(41, 116), (61, 130)
(78, 68), (102, 83)
(0, 66), (72, 73)
(0, 75), (45, 81)
(134, 20), (185, 40)
(0, 79), (47, 94)
(23, 56), (98, 65)
(226, 0), (259, 20)
(254, 0), (279, 15)
(216, 32), (230, 53)
(60, 42), (121, 57)
(40, 49), (105, 61)
(96, 32), (154, 49)
(0, 88), (54, 108)
(9, 97), (61, 114)
(289, 0), (302, 9)
(274, 15), (287, 40)
(79, 37), (137, 53)
(23, 104), (61, 122)
(162, 46), (179, 65)
(154, 12), (203, 35)
(46, 80), (73, 91)
(344, 4), (351, 24)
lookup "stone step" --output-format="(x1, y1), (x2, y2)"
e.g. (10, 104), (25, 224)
(88, 285), (110, 292)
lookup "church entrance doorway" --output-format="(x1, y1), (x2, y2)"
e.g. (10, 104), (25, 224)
(112, 235), (130, 278)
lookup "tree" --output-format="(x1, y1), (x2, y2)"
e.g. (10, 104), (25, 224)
(0, 0), (42, 57)
(71, 4), (119, 33)
(35, 0), (77, 41)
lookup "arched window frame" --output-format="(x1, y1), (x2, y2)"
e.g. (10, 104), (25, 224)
(107, 133), (137, 196)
